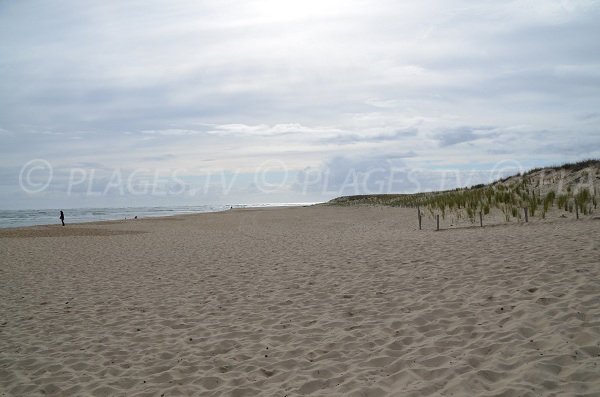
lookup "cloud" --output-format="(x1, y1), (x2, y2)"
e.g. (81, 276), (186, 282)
(293, 153), (422, 196)
(140, 129), (202, 136)
(1, 0), (599, 208)
(321, 129), (420, 145)
(580, 112), (600, 121)
(435, 126), (499, 147)
(206, 123), (344, 138)
(142, 154), (177, 162)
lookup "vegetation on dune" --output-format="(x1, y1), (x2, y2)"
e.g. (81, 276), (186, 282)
(328, 160), (600, 224)
(524, 159), (600, 175)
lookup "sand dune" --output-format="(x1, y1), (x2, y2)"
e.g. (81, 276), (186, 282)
(1, 206), (599, 396)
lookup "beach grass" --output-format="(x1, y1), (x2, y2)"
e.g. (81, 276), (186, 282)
(328, 160), (600, 225)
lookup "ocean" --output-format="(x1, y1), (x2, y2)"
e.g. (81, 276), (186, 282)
(0, 203), (318, 229)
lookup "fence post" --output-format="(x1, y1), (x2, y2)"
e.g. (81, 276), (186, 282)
(479, 211), (483, 227)
(576, 204), (579, 220)
(524, 207), (529, 223)
(436, 214), (440, 231)
(417, 206), (421, 230)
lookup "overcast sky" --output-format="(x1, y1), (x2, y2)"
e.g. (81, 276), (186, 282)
(1, 0), (599, 208)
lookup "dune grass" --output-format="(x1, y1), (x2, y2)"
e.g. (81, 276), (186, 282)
(329, 160), (600, 224)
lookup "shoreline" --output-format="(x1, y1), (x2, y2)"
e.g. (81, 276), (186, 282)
(0, 202), (596, 237)
(0, 202), (320, 231)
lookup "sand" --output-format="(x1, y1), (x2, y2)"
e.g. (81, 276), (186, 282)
(1, 205), (599, 396)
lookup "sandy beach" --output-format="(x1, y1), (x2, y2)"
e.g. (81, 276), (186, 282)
(1, 205), (599, 396)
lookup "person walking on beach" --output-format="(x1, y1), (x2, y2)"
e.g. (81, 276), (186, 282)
(59, 210), (65, 226)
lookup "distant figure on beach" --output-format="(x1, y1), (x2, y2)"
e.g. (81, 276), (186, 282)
(59, 210), (65, 226)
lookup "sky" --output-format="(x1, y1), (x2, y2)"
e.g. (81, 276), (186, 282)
(1, 0), (599, 209)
